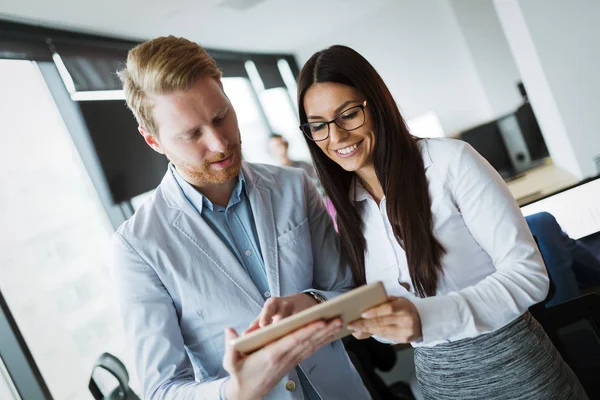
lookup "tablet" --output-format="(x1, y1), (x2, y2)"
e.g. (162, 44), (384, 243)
(231, 281), (388, 354)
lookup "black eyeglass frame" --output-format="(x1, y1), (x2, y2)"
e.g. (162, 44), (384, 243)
(300, 100), (368, 142)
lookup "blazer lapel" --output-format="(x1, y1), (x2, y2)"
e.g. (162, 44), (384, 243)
(161, 168), (265, 308)
(245, 167), (280, 297)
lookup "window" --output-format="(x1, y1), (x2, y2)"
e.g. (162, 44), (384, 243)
(259, 87), (311, 163)
(0, 357), (20, 400)
(0, 60), (137, 399)
(222, 77), (272, 164)
(244, 60), (311, 164)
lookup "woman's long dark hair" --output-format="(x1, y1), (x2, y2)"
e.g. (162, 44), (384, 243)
(298, 45), (445, 297)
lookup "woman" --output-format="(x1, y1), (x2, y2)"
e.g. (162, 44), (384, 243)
(297, 45), (587, 399)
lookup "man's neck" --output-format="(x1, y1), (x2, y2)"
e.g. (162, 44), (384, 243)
(195, 179), (237, 207)
(276, 156), (292, 167)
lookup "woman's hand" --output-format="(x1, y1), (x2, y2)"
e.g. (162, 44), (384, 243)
(348, 296), (423, 343)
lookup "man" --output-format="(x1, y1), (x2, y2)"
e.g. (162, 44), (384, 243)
(268, 133), (317, 180)
(111, 36), (371, 400)
(268, 133), (330, 214)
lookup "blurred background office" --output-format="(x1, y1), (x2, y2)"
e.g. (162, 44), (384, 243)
(1, 0), (599, 399)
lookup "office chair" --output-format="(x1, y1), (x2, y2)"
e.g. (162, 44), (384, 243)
(89, 353), (140, 400)
(536, 293), (600, 397)
(343, 336), (416, 400)
(529, 236), (600, 398)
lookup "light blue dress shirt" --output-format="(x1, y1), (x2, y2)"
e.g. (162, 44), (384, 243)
(170, 165), (319, 400)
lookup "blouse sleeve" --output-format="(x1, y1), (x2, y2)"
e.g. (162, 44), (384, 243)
(410, 142), (549, 345)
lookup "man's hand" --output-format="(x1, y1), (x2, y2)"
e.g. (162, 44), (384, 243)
(347, 296), (422, 343)
(243, 293), (319, 334)
(223, 318), (343, 400)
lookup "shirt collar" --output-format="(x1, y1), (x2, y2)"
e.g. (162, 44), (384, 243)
(350, 176), (374, 203)
(419, 139), (433, 170)
(169, 163), (247, 214)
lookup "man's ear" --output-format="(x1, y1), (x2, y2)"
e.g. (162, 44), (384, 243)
(139, 126), (165, 154)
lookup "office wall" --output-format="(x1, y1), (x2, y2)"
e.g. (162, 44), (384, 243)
(518, 0), (600, 178)
(294, 0), (493, 136)
(450, 0), (522, 118)
(495, 0), (600, 179)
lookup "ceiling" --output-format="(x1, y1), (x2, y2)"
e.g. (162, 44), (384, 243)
(0, 0), (394, 53)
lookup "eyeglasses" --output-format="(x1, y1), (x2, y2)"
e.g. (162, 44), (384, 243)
(300, 100), (367, 142)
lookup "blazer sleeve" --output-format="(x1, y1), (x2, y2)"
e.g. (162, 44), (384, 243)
(410, 142), (549, 344)
(110, 232), (225, 399)
(301, 171), (356, 300)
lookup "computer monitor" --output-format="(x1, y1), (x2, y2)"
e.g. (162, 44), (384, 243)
(521, 177), (600, 240)
(459, 120), (515, 179)
(77, 100), (169, 204)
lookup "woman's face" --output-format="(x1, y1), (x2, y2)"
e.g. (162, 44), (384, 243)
(303, 82), (376, 173)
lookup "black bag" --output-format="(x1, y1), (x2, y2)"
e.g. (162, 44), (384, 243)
(89, 353), (140, 400)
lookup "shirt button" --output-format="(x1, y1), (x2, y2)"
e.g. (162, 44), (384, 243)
(264, 291), (271, 298)
(285, 380), (296, 392)
(227, 209), (233, 215)
(245, 249), (252, 256)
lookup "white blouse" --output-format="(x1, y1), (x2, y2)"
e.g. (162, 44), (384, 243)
(354, 138), (549, 347)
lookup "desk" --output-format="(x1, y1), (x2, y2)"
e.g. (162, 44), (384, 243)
(506, 161), (578, 206)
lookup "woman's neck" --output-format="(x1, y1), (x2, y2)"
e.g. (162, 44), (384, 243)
(356, 165), (384, 205)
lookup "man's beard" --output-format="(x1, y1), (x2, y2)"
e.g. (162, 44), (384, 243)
(176, 144), (243, 186)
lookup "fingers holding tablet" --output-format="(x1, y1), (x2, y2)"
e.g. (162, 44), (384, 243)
(231, 282), (388, 354)
(222, 318), (344, 399)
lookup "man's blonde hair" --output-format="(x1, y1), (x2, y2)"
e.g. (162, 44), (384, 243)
(117, 36), (222, 136)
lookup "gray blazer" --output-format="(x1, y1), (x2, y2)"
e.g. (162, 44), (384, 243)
(111, 162), (371, 399)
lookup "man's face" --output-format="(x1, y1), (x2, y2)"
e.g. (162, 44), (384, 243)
(140, 77), (242, 187)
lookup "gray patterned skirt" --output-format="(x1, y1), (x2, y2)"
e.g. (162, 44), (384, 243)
(413, 312), (588, 400)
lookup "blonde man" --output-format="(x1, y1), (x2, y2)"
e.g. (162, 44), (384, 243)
(111, 36), (371, 400)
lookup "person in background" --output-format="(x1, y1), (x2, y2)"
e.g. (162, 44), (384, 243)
(268, 133), (337, 226)
(297, 44), (587, 399)
(268, 133), (317, 179)
(526, 211), (600, 306)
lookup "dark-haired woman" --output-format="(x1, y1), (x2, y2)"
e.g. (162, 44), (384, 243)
(297, 45), (587, 400)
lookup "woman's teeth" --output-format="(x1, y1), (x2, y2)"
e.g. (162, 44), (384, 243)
(336, 143), (358, 155)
